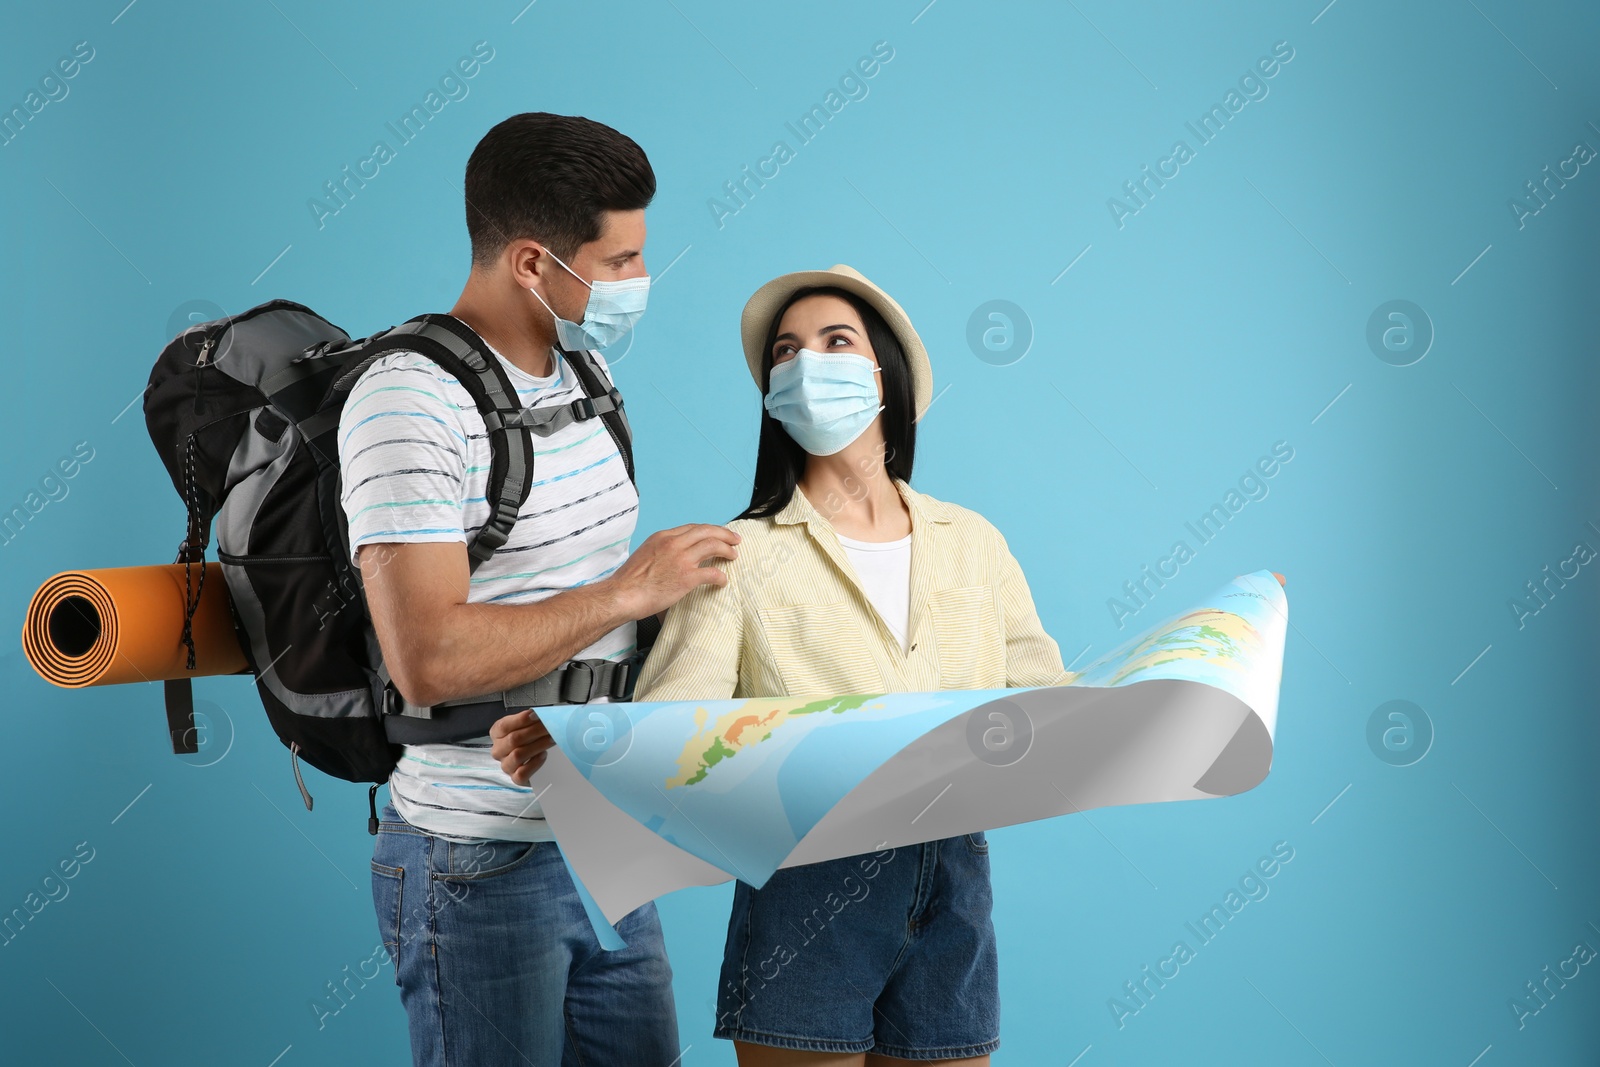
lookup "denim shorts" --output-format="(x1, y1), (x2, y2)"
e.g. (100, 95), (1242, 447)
(714, 831), (999, 1060)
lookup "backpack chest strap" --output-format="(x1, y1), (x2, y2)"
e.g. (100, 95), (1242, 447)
(481, 390), (622, 438)
(467, 389), (624, 563)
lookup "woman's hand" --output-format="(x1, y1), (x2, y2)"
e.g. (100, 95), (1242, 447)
(489, 709), (555, 786)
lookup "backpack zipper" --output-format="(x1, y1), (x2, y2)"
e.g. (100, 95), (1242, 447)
(217, 550), (330, 565)
(192, 298), (329, 369)
(289, 742), (314, 811)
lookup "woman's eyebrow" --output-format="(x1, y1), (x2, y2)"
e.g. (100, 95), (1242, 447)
(773, 323), (859, 348)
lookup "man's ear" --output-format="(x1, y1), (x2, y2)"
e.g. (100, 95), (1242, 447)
(506, 239), (548, 289)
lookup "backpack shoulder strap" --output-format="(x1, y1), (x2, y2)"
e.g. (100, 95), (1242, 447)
(351, 328), (653, 738)
(559, 346), (635, 485)
(331, 314), (532, 573)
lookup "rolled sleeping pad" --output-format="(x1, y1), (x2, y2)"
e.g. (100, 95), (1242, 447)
(23, 564), (247, 687)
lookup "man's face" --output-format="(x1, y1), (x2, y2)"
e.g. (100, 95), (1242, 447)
(542, 208), (647, 323)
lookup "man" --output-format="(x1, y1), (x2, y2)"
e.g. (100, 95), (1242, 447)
(339, 111), (740, 1066)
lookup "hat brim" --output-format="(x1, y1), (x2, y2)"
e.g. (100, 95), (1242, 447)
(740, 264), (934, 421)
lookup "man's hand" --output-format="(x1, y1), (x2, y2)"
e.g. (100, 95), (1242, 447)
(489, 709), (555, 787)
(606, 523), (741, 619)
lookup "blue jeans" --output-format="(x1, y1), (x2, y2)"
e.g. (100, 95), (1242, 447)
(371, 801), (681, 1066)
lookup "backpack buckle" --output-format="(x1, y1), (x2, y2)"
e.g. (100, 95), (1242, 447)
(558, 661), (594, 703)
(468, 525), (509, 562)
(570, 396), (596, 420)
(608, 660), (634, 701)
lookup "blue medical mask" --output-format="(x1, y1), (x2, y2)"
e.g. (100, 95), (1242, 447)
(763, 348), (884, 456)
(528, 247), (650, 350)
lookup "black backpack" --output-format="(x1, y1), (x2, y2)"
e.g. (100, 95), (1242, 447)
(143, 300), (642, 831)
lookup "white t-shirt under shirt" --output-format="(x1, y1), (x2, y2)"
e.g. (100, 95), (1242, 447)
(835, 531), (913, 653)
(338, 333), (637, 843)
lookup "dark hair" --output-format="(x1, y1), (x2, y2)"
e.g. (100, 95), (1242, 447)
(464, 112), (655, 266)
(735, 285), (917, 521)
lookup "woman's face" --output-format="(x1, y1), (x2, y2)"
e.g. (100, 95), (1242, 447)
(770, 294), (885, 405)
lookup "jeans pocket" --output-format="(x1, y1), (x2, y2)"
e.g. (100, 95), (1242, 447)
(370, 861), (403, 987)
(964, 831), (990, 855)
(436, 838), (543, 882)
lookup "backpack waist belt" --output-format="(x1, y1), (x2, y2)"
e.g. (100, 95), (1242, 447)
(382, 650), (647, 745)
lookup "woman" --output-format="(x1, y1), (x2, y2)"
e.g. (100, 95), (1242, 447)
(629, 264), (1074, 1065)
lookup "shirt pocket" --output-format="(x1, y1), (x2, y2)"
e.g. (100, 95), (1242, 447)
(929, 585), (1006, 689)
(757, 602), (885, 696)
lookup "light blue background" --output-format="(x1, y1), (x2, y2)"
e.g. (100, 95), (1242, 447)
(2, 1), (1597, 1063)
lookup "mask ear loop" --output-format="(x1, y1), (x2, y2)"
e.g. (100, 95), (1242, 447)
(527, 241), (592, 315)
(527, 282), (561, 319)
(538, 244), (592, 290)
(527, 244), (591, 338)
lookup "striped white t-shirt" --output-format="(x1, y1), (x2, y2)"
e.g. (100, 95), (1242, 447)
(337, 332), (638, 843)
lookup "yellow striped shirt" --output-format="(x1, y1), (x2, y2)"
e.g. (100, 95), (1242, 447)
(634, 479), (1074, 703)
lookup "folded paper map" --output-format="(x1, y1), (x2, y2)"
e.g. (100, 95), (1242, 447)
(533, 569), (1288, 947)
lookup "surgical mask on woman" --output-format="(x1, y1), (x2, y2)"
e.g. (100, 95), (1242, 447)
(528, 247), (650, 350)
(763, 348), (884, 456)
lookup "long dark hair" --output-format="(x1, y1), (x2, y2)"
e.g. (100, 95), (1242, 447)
(735, 285), (917, 521)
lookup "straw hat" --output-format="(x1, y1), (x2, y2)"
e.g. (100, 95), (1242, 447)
(739, 264), (934, 420)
